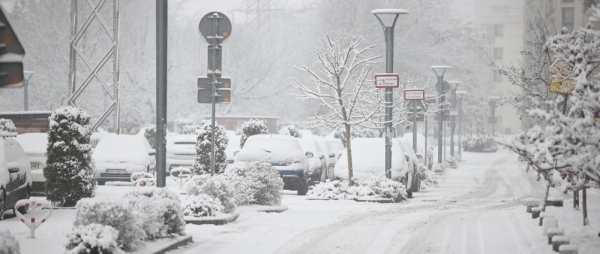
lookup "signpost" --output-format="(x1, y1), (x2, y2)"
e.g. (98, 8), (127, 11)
(375, 73), (399, 88)
(404, 89), (425, 153)
(198, 12), (233, 176)
(449, 109), (459, 116)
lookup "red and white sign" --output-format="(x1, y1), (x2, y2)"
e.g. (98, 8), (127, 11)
(375, 73), (399, 88)
(449, 109), (459, 116)
(404, 89), (425, 100)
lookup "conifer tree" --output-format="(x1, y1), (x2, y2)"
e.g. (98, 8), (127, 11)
(192, 121), (229, 175)
(239, 119), (269, 148)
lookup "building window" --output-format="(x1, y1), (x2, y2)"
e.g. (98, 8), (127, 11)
(493, 47), (503, 60)
(562, 7), (574, 32)
(494, 25), (504, 36)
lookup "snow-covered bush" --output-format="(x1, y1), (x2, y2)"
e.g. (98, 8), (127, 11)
(278, 125), (302, 138)
(180, 124), (200, 135)
(308, 177), (407, 202)
(123, 188), (186, 239)
(44, 106), (95, 206)
(334, 127), (379, 147)
(142, 124), (157, 149)
(239, 119), (268, 148)
(0, 118), (17, 135)
(73, 198), (145, 251)
(224, 162), (284, 206)
(192, 121), (229, 175)
(186, 174), (236, 213)
(462, 136), (498, 152)
(418, 164), (436, 187)
(182, 194), (224, 217)
(0, 230), (19, 254)
(65, 224), (122, 254)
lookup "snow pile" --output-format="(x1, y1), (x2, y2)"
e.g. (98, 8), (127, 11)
(123, 188), (186, 239)
(73, 198), (146, 251)
(278, 125), (302, 138)
(182, 194), (224, 217)
(0, 118), (17, 137)
(308, 177), (408, 202)
(463, 136), (498, 152)
(0, 230), (20, 254)
(224, 162), (284, 206)
(65, 224), (122, 254)
(186, 174), (236, 213)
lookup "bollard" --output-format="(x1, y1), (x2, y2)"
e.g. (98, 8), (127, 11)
(14, 199), (52, 239)
(134, 177), (156, 187)
(532, 207), (542, 219)
(131, 172), (154, 185)
(541, 217), (558, 236)
(552, 236), (570, 252)
(540, 212), (555, 227)
(170, 167), (192, 189)
(527, 204), (537, 213)
(558, 244), (578, 254)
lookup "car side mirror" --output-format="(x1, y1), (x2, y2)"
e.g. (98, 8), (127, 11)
(148, 149), (156, 156)
(319, 155), (324, 159)
(8, 167), (19, 173)
(328, 152), (335, 158)
(306, 152), (314, 158)
(404, 155), (409, 162)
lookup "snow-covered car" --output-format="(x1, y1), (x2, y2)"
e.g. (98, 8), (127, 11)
(326, 137), (345, 159)
(396, 137), (422, 192)
(93, 135), (156, 185)
(314, 136), (337, 179)
(166, 134), (197, 171)
(402, 132), (432, 169)
(1, 132), (32, 218)
(234, 134), (311, 195)
(14, 133), (48, 196)
(297, 137), (327, 183)
(334, 138), (417, 197)
(225, 131), (241, 164)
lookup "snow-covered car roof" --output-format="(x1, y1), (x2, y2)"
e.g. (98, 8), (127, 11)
(325, 138), (344, 152)
(93, 135), (151, 166)
(14, 133), (48, 155)
(334, 138), (406, 180)
(297, 137), (323, 155)
(235, 134), (306, 164)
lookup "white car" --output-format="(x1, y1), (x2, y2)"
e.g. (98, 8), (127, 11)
(326, 137), (345, 159)
(225, 131), (241, 164)
(402, 132), (432, 169)
(14, 133), (47, 196)
(314, 137), (337, 180)
(334, 138), (417, 197)
(296, 137), (327, 183)
(93, 135), (156, 185)
(396, 138), (422, 193)
(234, 134), (310, 195)
(1, 132), (32, 218)
(166, 134), (197, 171)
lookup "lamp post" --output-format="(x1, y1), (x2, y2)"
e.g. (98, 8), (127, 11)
(23, 71), (34, 111)
(373, 9), (408, 179)
(431, 65), (451, 163)
(448, 81), (461, 157)
(488, 96), (500, 136)
(456, 91), (467, 159)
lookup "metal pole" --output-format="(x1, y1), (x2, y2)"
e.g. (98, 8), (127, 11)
(412, 100), (417, 152)
(156, 0), (167, 187)
(210, 15), (219, 176)
(113, 0), (120, 134)
(437, 76), (443, 163)
(443, 115), (446, 161)
(450, 88), (456, 156)
(458, 96), (463, 159)
(384, 26), (393, 179)
(424, 110), (428, 168)
(68, 0), (77, 95)
(491, 100), (495, 136)
(23, 78), (28, 111)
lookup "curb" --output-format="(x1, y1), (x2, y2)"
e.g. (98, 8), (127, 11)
(249, 205), (288, 213)
(185, 213), (240, 225)
(133, 235), (193, 254)
(354, 198), (396, 203)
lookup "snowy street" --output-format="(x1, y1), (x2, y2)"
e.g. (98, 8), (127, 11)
(168, 149), (598, 254)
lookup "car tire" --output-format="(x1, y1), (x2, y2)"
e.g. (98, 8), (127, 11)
(16, 187), (30, 215)
(0, 188), (5, 220)
(297, 180), (308, 195)
(412, 169), (420, 193)
(405, 173), (413, 198)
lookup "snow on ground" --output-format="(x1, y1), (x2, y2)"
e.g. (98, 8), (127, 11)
(1, 148), (598, 253)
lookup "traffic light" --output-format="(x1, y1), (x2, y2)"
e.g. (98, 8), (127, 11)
(0, 6), (25, 88)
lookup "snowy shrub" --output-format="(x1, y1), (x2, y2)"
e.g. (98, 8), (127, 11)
(224, 162), (284, 206)
(65, 224), (122, 254)
(186, 174), (236, 213)
(180, 124), (200, 135)
(0, 230), (20, 254)
(192, 121), (228, 175)
(0, 118), (17, 135)
(334, 127), (378, 146)
(521, 198), (541, 207)
(182, 194), (224, 217)
(143, 124), (157, 149)
(278, 125), (302, 138)
(73, 198), (145, 251)
(239, 119), (268, 148)
(463, 136), (498, 153)
(418, 164), (436, 187)
(308, 177), (407, 202)
(44, 106), (95, 207)
(123, 188), (186, 239)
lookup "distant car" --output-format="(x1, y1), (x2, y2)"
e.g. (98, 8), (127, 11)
(402, 132), (432, 169)
(93, 135), (156, 185)
(225, 131), (241, 164)
(326, 138), (345, 159)
(234, 134), (311, 195)
(296, 137), (327, 183)
(166, 134), (197, 171)
(90, 132), (115, 148)
(1, 132), (32, 219)
(396, 138), (422, 193)
(334, 138), (417, 197)
(14, 133), (48, 196)
(314, 137), (337, 180)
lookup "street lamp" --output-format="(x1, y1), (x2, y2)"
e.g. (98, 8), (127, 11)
(456, 91), (467, 159)
(23, 71), (35, 111)
(447, 81), (461, 157)
(431, 65), (451, 163)
(373, 9), (408, 179)
(488, 96), (500, 136)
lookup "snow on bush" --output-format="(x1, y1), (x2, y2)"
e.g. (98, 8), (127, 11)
(192, 120), (228, 175)
(123, 188), (186, 239)
(0, 118), (17, 136)
(182, 194), (224, 217)
(180, 124), (200, 135)
(418, 164), (437, 187)
(308, 177), (407, 202)
(224, 162), (284, 206)
(462, 136), (498, 152)
(73, 198), (145, 251)
(65, 224), (122, 254)
(186, 174), (236, 213)
(142, 124), (157, 149)
(521, 198), (541, 207)
(239, 119), (268, 148)
(0, 230), (20, 254)
(278, 125), (302, 138)
(45, 106), (95, 207)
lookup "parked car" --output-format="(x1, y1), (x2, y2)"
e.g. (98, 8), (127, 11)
(1, 132), (32, 219)
(225, 131), (241, 164)
(402, 132), (433, 169)
(314, 136), (337, 180)
(326, 137), (345, 159)
(166, 134), (197, 171)
(14, 133), (48, 196)
(333, 138), (417, 197)
(296, 137), (327, 183)
(397, 137), (422, 193)
(234, 134), (311, 195)
(93, 135), (156, 185)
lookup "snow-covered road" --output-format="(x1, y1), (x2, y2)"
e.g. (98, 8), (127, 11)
(175, 149), (581, 254)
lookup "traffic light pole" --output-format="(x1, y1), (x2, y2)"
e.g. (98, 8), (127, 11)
(156, 0), (167, 187)
(209, 15), (219, 176)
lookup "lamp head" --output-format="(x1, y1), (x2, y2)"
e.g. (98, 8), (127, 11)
(431, 65), (451, 77)
(447, 80), (462, 90)
(372, 9), (409, 29)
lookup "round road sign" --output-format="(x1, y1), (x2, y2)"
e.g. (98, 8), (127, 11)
(198, 12), (232, 44)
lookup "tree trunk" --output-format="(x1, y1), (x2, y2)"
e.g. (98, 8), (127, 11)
(573, 190), (580, 210)
(583, 182), (588, 226)
(345, 123), (354, 186)
(542, 183), (550, 212)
